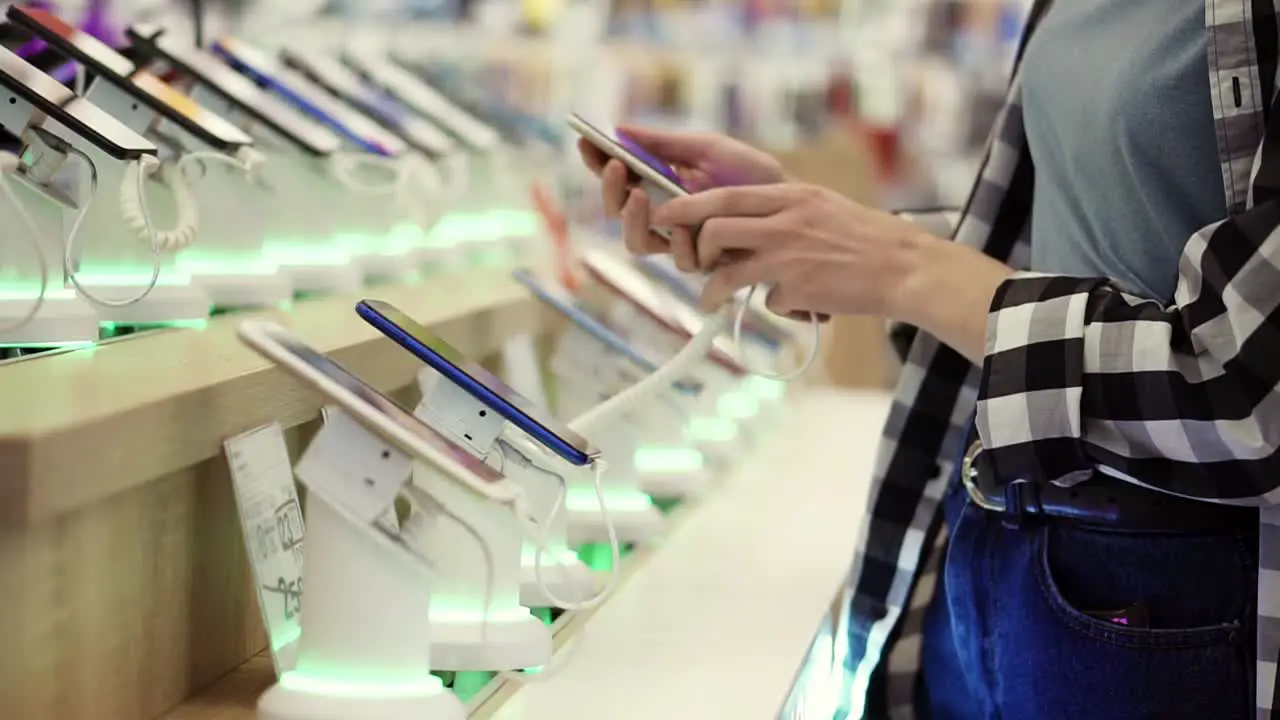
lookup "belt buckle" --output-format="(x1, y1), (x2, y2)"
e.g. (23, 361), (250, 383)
(960, 439), (1006, 512)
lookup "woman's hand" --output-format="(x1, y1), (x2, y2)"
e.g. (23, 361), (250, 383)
(650, 182), (1017, 362)
(651, 182), (925, 316)
(577, 125), (786, 271)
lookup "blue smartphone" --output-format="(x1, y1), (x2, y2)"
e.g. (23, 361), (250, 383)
(355, 298), (599, 467)
(212, 38), (401, 157)
(510, 268), (703, 395)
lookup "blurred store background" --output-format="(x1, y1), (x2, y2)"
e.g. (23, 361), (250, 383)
(0, 0), (1030, 382)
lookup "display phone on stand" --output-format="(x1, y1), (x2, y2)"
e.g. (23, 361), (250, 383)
(0, 45), (156, 166)
(581, 249), (745, 376)
(125, 25), (341, 158)
(511, 268), (704, 395)
(341, 52), (500, 154)
(7, 6), (253, 154)
(280, 49), (453, 160)
(566, 113), (691, 244)
(211, 37), (404, 158)
(237, 320), (514, 520)
(391, 59), (530, 145)
(354, 298), (600, 467)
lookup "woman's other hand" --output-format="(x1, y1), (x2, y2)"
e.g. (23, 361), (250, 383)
(576, 125), (786, 271)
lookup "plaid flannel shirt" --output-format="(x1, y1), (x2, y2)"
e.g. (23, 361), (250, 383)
(845, 1), (1280, 718)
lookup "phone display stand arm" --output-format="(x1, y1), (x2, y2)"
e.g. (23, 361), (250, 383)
(0, 151), (48, 332)
(261, 407), (465, 720)
(568, 304), (733, 436)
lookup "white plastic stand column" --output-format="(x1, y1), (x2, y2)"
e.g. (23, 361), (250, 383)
(498, 332), (596, 606)
(258, 409), (464, 720)
(412, 373), (551, 671)
(56, 80), (212, 324)
(174, 84), (293, 309)
(0, 89), (98, 345)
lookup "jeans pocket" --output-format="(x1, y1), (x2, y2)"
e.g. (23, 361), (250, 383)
(988, 522), (1255, 719)
(1033, 523), (1250, 647)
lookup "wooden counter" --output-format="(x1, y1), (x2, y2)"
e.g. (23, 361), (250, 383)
(0, 266), (546, 720)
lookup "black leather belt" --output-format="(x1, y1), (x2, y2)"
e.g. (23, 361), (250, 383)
(960, 440), (1256, 532)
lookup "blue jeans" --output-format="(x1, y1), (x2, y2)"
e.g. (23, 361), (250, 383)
(920, 472), (1257, 719)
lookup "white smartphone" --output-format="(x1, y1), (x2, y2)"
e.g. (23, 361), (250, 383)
(236, 320), (521, 504)
(567, 113), (693, 243)
(580, 248), (746, 376)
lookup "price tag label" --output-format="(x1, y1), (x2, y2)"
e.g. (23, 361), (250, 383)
(224, 422), (305, 677)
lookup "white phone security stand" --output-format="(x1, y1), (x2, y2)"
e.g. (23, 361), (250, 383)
(257, 408), (464, 720)
(0, 95), (100, 345)
(411, 371), (551, 671)
(553, 325), (712, 502)
(51, 79), (212, 324)
(498, 332), (599, 606)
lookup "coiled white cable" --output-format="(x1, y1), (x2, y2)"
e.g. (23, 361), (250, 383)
(119, 146), (267, 253)
(733, 284), (822, 382)
(0, 152), (49, 333)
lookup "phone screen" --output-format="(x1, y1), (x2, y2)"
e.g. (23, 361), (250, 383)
(283, 50), (454, 158)
(571, 114), (686, 191)
(127, 27), (342, 157)
(356, 299), (598, 466)
(256, 323), (503, 483)
(0, 45), (155, 159)
(213, 38), (404, 157)
(615, 130), (685, 187)
(8, 7), (252, 151)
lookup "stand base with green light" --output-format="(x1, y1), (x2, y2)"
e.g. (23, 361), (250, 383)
(275, 261), (364, 297)
(257, 497), (460, 720)
(0, 291), (99, 347)
(74, 280), (211, 326)
(187, 268), (293, 310)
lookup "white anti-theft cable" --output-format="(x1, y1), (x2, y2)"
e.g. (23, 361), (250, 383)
(0, 152), (49, 333)
(732, 284), (822, 382)
(68, 145), (266, 307)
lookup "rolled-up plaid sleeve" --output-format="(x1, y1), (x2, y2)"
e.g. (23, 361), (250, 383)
(974, 202), (1280, 506)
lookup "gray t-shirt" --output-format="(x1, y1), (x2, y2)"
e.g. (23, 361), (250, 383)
(1022, 0), (1226, 302)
